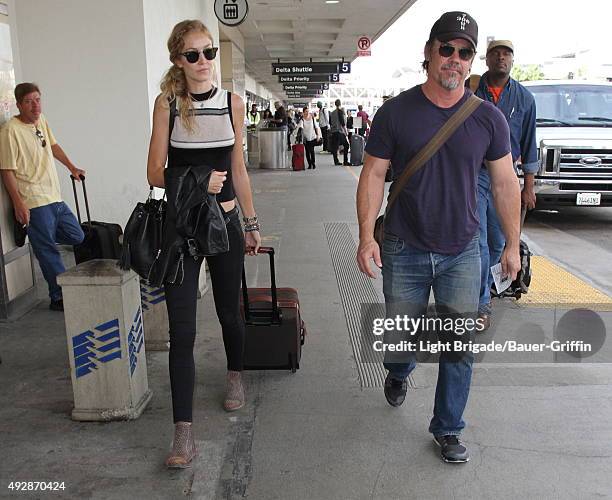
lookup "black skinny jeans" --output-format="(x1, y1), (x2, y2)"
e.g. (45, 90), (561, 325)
(165, 208), (245, 423)
(304, 139), (317, 168)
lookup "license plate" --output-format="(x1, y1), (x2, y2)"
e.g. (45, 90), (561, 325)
(576, 192), (601, 206)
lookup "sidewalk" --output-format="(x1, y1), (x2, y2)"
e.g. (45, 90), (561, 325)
(1, 150), (611, 499)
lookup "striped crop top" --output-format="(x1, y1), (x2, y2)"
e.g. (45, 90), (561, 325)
(167, 87), (236, 202)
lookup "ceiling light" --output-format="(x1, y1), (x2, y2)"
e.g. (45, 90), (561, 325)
(325, 1), (340, 3)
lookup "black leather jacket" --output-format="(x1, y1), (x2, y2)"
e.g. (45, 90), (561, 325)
(149, 165), (229, 286)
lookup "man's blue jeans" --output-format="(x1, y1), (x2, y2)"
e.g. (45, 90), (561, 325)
(381, 232), (480, 437)
(477, 168), (505, 315)
(27, 202), (84, 301)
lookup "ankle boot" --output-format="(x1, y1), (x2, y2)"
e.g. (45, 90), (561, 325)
(223, 370), (245, 411)
(165, 421), (197, 468)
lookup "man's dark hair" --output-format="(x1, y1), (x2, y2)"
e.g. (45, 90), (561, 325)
(15, 82), (41, 103)
(358, 105), (363, 111)
(334, 99), (341, 107)
(421, 39), (433, 72)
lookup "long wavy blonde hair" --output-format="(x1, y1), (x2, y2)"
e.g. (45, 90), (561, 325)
(160, 20), (217, 133)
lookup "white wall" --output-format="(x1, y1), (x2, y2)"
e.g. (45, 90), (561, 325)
(11, 0), (151, 225)
(143, 0), (221, 124)
(9, 0), (223, 226)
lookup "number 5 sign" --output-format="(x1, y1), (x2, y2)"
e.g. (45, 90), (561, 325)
(357, 36), (371, 57)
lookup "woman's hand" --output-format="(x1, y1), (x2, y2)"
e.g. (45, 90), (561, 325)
(245, 230), (261, 256)
(208, 170), (227, 194)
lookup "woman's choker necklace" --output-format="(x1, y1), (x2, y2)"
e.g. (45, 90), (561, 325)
(189, 87), (215, 101)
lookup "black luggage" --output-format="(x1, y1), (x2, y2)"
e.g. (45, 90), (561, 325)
(71, 175), (123, 265)
(491, 208), (531, 300)
(350, 134), (365, 166)
(240, 247), (306, 372)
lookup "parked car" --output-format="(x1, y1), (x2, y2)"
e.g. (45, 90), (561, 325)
(522, 80), (612, 208)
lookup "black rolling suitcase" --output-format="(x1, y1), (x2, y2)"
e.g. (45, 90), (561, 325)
(71, 175), (123, 265)
(350, 134), (365, 165)
(240, 247), (306, 372)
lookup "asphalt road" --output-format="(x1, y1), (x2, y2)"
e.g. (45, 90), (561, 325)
(523, 206), (612, 295)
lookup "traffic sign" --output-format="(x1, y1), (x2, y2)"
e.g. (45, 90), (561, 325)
(272, 62), (351, 75)
(283, 83), (329, 91)
(279, 74), (340, 84)
(288, 102), (309, 108)
(285, 94), (323, 98)
(357, 35), (371, 57)
(285, 94), (323, 99)
(214, 0), (249, 27)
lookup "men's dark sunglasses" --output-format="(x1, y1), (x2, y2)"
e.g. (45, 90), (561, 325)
(438, 44), (475, 61)
(181, 47), (218, 63)
(35, 127), (46, 147)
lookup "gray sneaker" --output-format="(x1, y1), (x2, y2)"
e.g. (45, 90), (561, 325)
(433, 435), (470, 463)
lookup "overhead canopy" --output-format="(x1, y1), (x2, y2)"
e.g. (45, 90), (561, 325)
(223, 0), (418, 99)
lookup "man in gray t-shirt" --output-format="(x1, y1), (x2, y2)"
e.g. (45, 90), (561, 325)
(356, 11), (521, 465)
(329, 99), (349, 166)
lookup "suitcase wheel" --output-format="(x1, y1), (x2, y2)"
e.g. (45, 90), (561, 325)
(289, 353), (298, 373)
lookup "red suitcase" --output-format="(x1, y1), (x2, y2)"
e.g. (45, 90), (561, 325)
(241, 247), (305, 372)
(292, 143), (305, 171)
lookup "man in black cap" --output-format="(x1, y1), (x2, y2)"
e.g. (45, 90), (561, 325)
(357, 12), (521, 463)
(475, 40), (538, 331)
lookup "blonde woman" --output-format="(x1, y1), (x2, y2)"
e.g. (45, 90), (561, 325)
(297, 107), (321, 169)
(147, 20), (261, 468)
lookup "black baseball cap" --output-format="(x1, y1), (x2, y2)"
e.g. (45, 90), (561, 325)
(429, 11), (478, 49)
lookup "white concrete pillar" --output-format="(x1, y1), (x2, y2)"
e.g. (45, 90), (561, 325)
(58, 260), (152, 421)
(140, 282), (169, 351)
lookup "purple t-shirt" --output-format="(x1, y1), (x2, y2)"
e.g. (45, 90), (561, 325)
(366, 86), (510, 254)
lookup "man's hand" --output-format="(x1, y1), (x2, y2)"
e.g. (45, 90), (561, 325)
(521, 185), (536, 210)
(208, 171), (227, 194)
(357, 238), (382, 278)
(14, 202), (30, 226)
(70, 167), (86, 181)
(500, 244), (521, 282)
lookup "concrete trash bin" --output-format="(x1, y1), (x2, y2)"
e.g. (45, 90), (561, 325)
(58, 259), (152, 421)
(140, 282), (169, 351)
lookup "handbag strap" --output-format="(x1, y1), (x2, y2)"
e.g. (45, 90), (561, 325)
(385, 94), (483, 212)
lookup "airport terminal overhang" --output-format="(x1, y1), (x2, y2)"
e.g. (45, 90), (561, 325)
(221, 0), (418, 100)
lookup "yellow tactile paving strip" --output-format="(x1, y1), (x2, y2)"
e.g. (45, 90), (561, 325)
(520, 256), (612, 310)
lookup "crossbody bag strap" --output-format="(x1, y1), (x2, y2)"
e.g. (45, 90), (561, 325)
(385, 94), (483, 212)
(168, 97), (178, 141)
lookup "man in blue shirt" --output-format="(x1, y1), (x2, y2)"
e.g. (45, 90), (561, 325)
(356, 12), (521, 464)
(475, 40), (538, 330)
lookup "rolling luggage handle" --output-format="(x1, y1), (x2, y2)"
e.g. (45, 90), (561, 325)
(241, 246), (281, 324)
(70, 174), (92, 227)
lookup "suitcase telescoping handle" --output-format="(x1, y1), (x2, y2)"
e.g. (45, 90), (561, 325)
(241, 246), (280, 324)
(70, 174), (92, 227)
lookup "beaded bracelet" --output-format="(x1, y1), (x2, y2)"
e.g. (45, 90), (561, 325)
(243, 215), (258, 225)
(244, 223), (260, 232)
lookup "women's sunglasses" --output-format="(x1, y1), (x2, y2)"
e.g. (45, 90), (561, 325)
(438, 44), (475, 61)
(181, 47), (218, 63)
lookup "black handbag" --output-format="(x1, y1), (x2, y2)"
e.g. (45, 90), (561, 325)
(374, 94), (483, 247)
(119, 187), (167, 281)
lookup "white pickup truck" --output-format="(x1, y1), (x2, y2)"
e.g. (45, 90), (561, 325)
(523, 80), (612, 208)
